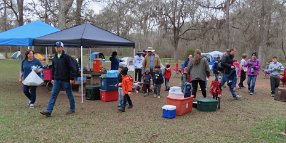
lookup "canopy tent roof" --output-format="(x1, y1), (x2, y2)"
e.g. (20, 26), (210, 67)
(33, 23), (135, 48)
(0, 20), (59, 46)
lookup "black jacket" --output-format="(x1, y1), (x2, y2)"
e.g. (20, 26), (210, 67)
(52, 51), (76, 81)
(221, 54), (234, 74)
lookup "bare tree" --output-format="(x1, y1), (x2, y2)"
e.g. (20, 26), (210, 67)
(58, 0), (74, 29)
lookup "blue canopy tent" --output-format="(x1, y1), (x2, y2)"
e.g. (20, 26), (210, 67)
(0, 20), (59, 46)
(33, 23), (135, 103)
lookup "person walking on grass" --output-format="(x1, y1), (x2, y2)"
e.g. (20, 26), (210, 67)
(40, 41), (77, 117)
(142, 69), (152, 97)
(220, 48), (241, 99)
(187, 49), (210, 99)
(245, 52), (260, 95)
(267, 56), (284, 97)
(116, 63), (125, 109)
(134, 50), (144, 82)
(19, 50), (43, 108)
(238, 53), (247, 88)
(118, 67), (133, 112)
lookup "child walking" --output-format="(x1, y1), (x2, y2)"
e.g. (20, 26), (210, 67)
(268, 56), (284, 97)
(153, 65), (164, 98)
(118, 67), (133, 112)
(238, 53), (247, 88)
(116, 64), (124, 109)
(142, 69), (152, 97)
(164, 64), (171, 91)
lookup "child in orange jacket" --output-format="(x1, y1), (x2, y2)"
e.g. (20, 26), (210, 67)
(118, 67), (133, 112)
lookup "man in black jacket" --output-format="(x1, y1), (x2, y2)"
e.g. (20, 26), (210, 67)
(40, 41), (77, 117)
(220, 48), (241, 99)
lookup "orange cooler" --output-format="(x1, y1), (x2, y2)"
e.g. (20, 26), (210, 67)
(93, 59), (102, 73)
(166, 96), (193, 116)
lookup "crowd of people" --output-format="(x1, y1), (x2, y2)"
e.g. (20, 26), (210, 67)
(19, 42), (285, 116)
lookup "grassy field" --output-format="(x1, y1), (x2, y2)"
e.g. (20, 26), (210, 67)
(0, 59), (286, 143)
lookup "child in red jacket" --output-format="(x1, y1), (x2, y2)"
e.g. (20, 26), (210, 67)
(164, 64), (171, 91)
(118, 67), (133, 112)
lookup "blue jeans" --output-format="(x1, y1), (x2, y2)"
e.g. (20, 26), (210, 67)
(220, 73), (238, 97)
(46, 80), (75, 113)
(247, 75), (257, 93)
(117, 87), (124, 107)
(154, 84), (162, 96)
(22, 85), (37, 104)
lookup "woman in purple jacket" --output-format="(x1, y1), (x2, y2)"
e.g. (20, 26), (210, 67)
(245, 52), (260, 95)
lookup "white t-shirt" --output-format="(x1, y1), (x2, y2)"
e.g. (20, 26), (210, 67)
(240, 59), (247, 71)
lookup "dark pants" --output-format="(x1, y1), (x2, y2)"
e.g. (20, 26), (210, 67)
(239, 70), (246, 87)
(270, 76), (280, 94)
(165, 78), (170, 90)
(143, 84), (150, 93)
(154, 84), (162, 96)
(123, 94), (133, 108)
(22, 85), (37, 104)
(192, 80), (206, 98)
(135, 68), (142, 82)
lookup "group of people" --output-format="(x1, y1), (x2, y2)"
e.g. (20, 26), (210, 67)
(19, 42), (284, 116)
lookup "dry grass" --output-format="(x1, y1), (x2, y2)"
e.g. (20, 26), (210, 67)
(0, 59), (285, 143)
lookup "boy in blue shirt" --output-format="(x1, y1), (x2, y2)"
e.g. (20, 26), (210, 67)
(268, 56), (284, 97)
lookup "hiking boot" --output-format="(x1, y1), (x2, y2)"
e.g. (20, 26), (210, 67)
(29, 104), (34, 109)
(40, 111), (51, 117)
(127, 105), (133, 109)
(66, 111), (75, 115)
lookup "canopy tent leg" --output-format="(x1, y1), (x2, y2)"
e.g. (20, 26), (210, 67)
(133, 47), (135, 79)
(81, 46), (84, 103)
(89, 48), (91, 71)
(45, 47), (48, 65)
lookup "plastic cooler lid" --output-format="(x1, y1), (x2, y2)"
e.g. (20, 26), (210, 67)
(196, 98), (218, 103)
(162, 105), (176, 110)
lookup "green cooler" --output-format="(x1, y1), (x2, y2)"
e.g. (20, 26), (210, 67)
(85, 84), (100, 100)
(197, 98), (218, 111)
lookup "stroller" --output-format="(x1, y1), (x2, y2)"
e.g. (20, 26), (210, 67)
(210, 80), (221, 109)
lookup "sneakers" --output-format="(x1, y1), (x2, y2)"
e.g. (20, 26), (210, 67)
(118, 107), (125, 112)
(153, 94), (157, 98)
(29, 104), (34, 109)
(27, 100), (31, 106)
(233, 95), (241, 100)
(157, 96), (161, 98)
(271, 94), (275, 97)
(144, 93), (148, 97)
(66, 111), (75, 115)
(40, 111), (51, 117)
(249, 92), (253, 95)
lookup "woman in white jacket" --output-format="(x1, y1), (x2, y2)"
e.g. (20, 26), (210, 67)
(134, 51), (145, 82)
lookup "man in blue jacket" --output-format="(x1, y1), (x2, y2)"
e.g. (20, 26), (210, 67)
(40, 41), (77, 117)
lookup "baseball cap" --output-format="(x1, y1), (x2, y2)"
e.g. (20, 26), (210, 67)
(55, 41), (64, 47)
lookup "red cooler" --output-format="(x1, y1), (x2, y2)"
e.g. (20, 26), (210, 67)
(166, 96), (193, 116)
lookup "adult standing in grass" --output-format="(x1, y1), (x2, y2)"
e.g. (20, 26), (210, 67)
(40, 41), (77, 117)
(19, 50), (43, 108)
(187, 49), (210, 99)
(134, 50), (144, 82)
(267, 56), (284, 97)
(245, 52), (261, 95)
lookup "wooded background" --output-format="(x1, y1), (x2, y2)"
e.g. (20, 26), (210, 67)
(1, 0), (286, 65)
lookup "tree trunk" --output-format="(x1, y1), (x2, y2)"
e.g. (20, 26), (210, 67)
(224, 0), (230, 49)
(58, 0), (74, 29)
(17, 0), (24, 26)
(75, 0), (83, 25)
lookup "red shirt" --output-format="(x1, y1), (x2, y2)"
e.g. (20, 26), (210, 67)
(164, 68), (171, 79)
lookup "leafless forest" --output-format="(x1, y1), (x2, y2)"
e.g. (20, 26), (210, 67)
(1, 0), (286, 64)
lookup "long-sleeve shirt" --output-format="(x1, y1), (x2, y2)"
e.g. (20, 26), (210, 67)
(245, 59), (260, 76)
(268, 62), (284, 78)
(21, 58), (43, 79)
(134, 55), (144, 69)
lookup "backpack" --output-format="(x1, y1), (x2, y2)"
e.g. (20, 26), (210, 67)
(69, 56), (80, 78)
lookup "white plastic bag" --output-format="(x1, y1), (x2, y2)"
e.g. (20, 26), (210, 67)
(22, 70), (44, 86)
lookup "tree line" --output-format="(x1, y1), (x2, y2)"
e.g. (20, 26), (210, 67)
(1, 0), (286, 65)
